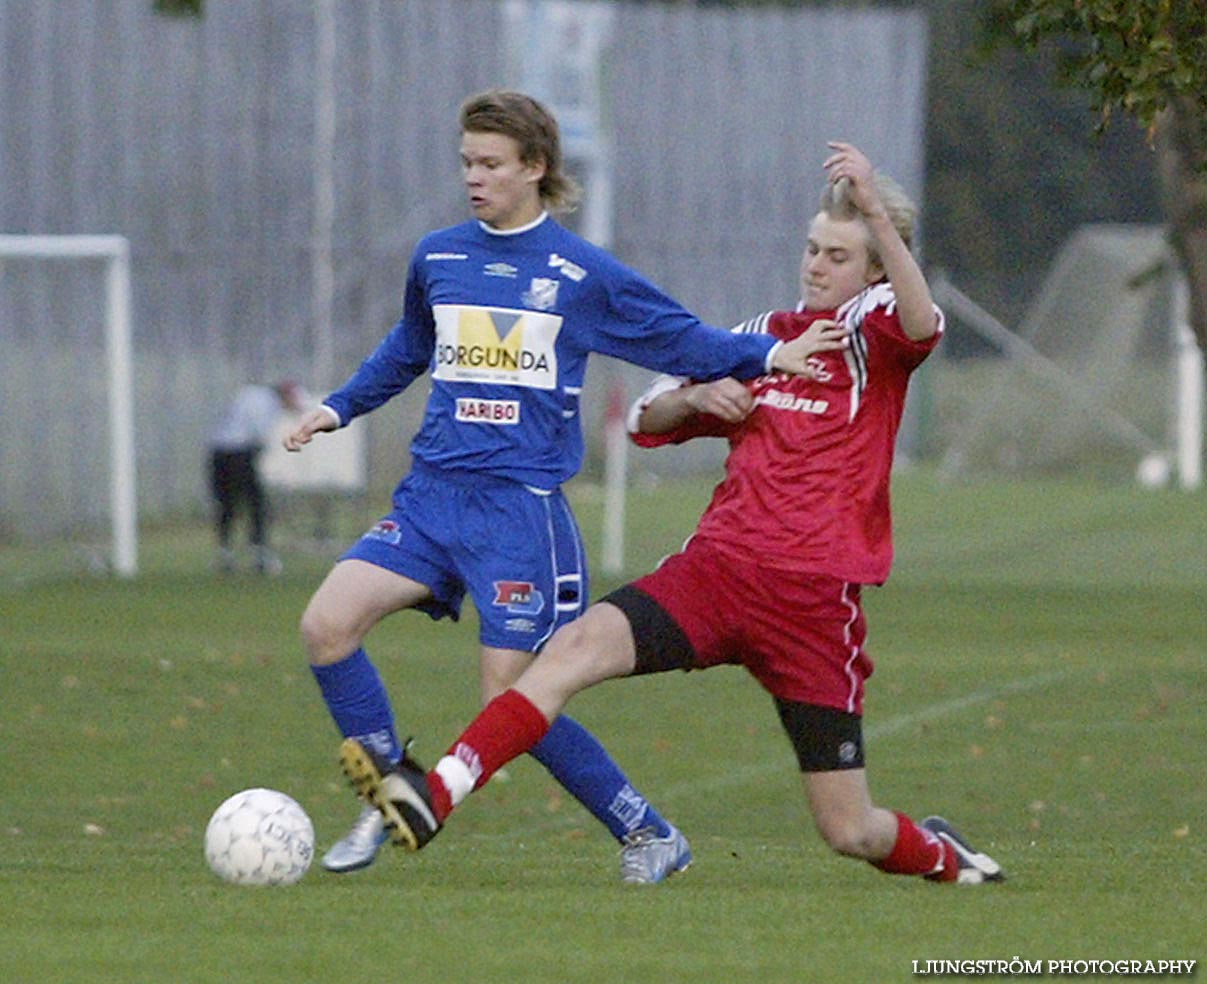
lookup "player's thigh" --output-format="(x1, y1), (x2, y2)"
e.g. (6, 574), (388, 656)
(302, 559), (433, 650)
(514, 602), (638, 718)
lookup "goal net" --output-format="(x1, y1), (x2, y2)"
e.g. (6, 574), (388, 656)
(0, 234), (137, 576)
(931, 224), (1202, 488)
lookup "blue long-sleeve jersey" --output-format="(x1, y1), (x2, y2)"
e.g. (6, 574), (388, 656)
(323, 213), (778, 490)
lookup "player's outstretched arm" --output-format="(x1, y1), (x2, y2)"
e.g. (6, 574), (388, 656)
(768, 318), (850, 375)
(283, 405), (340, 452)
(638, 318), (847, 434)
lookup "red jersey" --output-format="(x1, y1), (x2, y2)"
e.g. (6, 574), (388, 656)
(630, 283), (942, 584)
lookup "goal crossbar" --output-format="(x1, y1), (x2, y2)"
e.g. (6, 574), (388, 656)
(0, 234), (137, 576)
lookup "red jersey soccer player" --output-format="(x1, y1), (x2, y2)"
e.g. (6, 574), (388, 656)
(338, 142), (1005, 885)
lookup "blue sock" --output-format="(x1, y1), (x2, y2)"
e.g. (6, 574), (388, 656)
(309, 648), (402, 765)
(529, 715), (671, 842)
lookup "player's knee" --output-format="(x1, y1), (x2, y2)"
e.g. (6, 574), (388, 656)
(299, 603), (350, 665)
(541, 618), (595, 670)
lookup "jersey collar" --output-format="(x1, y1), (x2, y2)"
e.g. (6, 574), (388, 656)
(478, 211), (549, 237)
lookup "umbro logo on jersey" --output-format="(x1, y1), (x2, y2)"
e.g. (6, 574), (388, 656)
(484, 262), (518, 278)
(425, 251), (468, 261)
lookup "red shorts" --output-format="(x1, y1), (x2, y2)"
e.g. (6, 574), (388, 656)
(626, 537), (873, 714)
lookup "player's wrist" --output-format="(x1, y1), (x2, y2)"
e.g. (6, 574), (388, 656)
(765, 339), (785, 373)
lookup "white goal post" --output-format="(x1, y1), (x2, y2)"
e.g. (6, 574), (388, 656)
(0, 234), (137, 576)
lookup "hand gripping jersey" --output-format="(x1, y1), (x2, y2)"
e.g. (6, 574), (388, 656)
(321, 214), (778, 491)
(630, 283), (943, 585)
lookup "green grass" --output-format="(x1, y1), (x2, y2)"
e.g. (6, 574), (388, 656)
(2, 470), (1203, 982)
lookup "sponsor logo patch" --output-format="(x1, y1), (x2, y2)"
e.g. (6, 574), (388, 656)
(433, 304), (560, 389)
(364, 519), (402, 545)
(754, 387), (829, 415)
(425, 251), (468, 261)
(493, 580), (545, 615)
(455, 397), (520, 424)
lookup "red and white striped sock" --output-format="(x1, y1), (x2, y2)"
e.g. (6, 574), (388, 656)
(873, 811), (957, 881)
(426, 689), (551, 822)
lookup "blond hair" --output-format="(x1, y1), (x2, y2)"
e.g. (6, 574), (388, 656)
(819, 172), (916, 268)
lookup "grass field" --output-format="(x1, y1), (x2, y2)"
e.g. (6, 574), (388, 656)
(2, 470), (1203, 983)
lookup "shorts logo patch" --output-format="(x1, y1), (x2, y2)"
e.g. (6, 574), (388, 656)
(493, 580), (545, 615)
(838, 741), (859, 765)
(364, 519), (402, 545)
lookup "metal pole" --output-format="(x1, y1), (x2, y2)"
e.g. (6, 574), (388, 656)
(106, 239), (138, 576)
(311, 0), (337, 388)
(1173, 275), (1204, 490)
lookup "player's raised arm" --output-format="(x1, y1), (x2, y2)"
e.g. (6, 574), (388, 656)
(823, 141), (938, 342)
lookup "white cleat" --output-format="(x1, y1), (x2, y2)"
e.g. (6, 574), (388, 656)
(620, 824), (693, 884)
(320, 805), (388, 873)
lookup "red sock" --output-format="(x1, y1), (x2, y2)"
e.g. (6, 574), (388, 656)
(873, 812), (956, 881)
(425, 689), (551, 822)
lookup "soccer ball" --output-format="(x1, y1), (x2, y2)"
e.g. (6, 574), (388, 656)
(204, 787), (315, 886)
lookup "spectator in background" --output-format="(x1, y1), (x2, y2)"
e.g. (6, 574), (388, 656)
(208, 379), (303, 574)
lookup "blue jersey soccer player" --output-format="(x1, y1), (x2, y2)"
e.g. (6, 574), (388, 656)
(284, 90), (838, 881)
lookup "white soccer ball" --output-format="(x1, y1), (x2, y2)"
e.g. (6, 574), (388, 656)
(1135, 453), (1171, 489)
(204, 787), (315, 886)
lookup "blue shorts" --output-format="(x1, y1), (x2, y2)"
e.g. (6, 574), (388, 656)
(342, 462), (588, 652)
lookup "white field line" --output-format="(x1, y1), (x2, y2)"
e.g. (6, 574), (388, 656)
(867, 668), (1073, 740)
(498, 668), (1072, 840)
(659, 667), (1072, 801)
